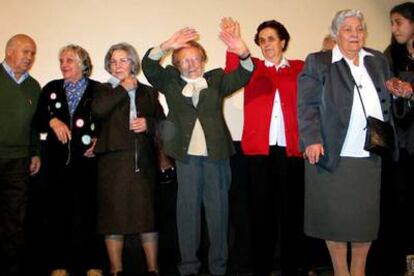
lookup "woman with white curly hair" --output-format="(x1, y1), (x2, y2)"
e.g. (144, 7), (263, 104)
(298, 9), (397, 276)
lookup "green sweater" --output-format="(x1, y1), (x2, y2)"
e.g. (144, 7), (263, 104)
(0, 66), (41, 158)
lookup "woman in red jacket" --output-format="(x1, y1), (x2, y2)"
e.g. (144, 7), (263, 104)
(223, 19), (306, 275)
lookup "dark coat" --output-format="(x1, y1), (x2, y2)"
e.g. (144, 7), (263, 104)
(385, 44), (414, 154)
(33, 78), (102, 265)
(142, 48), (253, 161)
(35, 78), (99, 163)
(92, 82), (164, 165)
(298, 48), (398, 171)
(91, 82), (164, 234)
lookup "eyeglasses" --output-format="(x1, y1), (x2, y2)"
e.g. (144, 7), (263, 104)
(110, 58), (131, 67)
(179, 56), (202, 67)
(258, 36), (278, 45)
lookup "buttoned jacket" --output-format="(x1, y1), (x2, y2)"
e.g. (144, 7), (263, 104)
(298, 48), (398, 171)
(92, 82), (164, 160)
(142, 48), (253, 161)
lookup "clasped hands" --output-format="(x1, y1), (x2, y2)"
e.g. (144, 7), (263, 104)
(386, 77), (413, 99)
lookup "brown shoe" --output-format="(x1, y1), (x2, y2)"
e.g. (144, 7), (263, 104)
(87, 269), (103, 276)
(50, 269), (69, 276)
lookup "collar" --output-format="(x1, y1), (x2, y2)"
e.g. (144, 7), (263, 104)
(108, 76), (137, 93)
(331, 45), (373, 64)
(108, 76), (121, 88)
(180, 76), (208, 98)
(180, 76), (206, 84)
(63, 77), (87, 90)
(264, 57), (290, 71)
(2, 61), (29, 84)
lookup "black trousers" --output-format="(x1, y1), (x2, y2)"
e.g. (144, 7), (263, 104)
(378, 149), (414, 274)
(0, 157), (30, 276)
(43, 155), (104, 274)
(248, 146), (306, 275)
(228, 142), (253, 273)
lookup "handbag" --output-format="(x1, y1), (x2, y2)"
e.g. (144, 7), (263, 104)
(353, 78), (395, 156)
(364, 116), (395, 155)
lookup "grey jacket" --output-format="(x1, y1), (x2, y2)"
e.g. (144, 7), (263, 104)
(298, 48), (397, 171)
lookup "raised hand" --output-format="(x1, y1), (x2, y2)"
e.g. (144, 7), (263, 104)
(219, 18), (249, 58)
(220, 17), (240, 37)
(160, 27), (199, 52)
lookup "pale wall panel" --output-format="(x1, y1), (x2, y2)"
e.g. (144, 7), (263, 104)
(0, 0), (404, 139)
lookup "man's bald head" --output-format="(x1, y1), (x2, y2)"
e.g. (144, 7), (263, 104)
(5, 34), (36, 79)
(6, 34), (36, 52)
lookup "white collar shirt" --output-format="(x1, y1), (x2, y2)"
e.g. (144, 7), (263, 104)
(266, 58), (289, 147)
(331, 45), (384, 157)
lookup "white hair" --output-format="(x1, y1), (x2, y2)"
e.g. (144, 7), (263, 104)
(329, 9), (367, 39)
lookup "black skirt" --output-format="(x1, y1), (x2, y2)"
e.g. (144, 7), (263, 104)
(96, 150), (156, 235)
(304, 156), (381, 242)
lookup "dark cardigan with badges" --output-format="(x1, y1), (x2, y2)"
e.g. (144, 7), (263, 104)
(35, 78), (99, 163)
(33, 78), (103, 270)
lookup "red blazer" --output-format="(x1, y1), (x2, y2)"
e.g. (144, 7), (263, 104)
(225, 52), (303, 157)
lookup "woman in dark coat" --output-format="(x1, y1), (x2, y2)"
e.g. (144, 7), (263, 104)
(298, 9), (397, 276)
(35, 45), (103, 276)
(383, 2), (414, 272)
(92, 43), (164, 276)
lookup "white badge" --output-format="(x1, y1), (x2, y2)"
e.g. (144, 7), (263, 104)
(55, 102), (62, 109)
(81, 135), (91, 145)
(76, 119), (84, 128)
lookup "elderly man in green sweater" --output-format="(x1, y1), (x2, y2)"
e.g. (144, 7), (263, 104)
(0, 34), (41, 276)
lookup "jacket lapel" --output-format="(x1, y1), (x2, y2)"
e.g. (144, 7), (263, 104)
(364, 55), (389, 120)
(364, 56), (381, 92)
(336, 58), (355, 93)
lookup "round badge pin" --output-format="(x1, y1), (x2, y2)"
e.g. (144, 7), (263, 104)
(76, 119), (85, 128)
(50, 93), (57, 100)
(55, 102), (62, 109)
(81, 135), (91, 145)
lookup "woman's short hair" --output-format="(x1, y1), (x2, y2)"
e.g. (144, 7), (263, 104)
(172, 40), (207, 68)
(254, 20), (290, 51)
(59, 44), (93, 77)
(104, 42), (140, 76)
(329, 9), (367, 39)
(391, 2), (414, 22)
